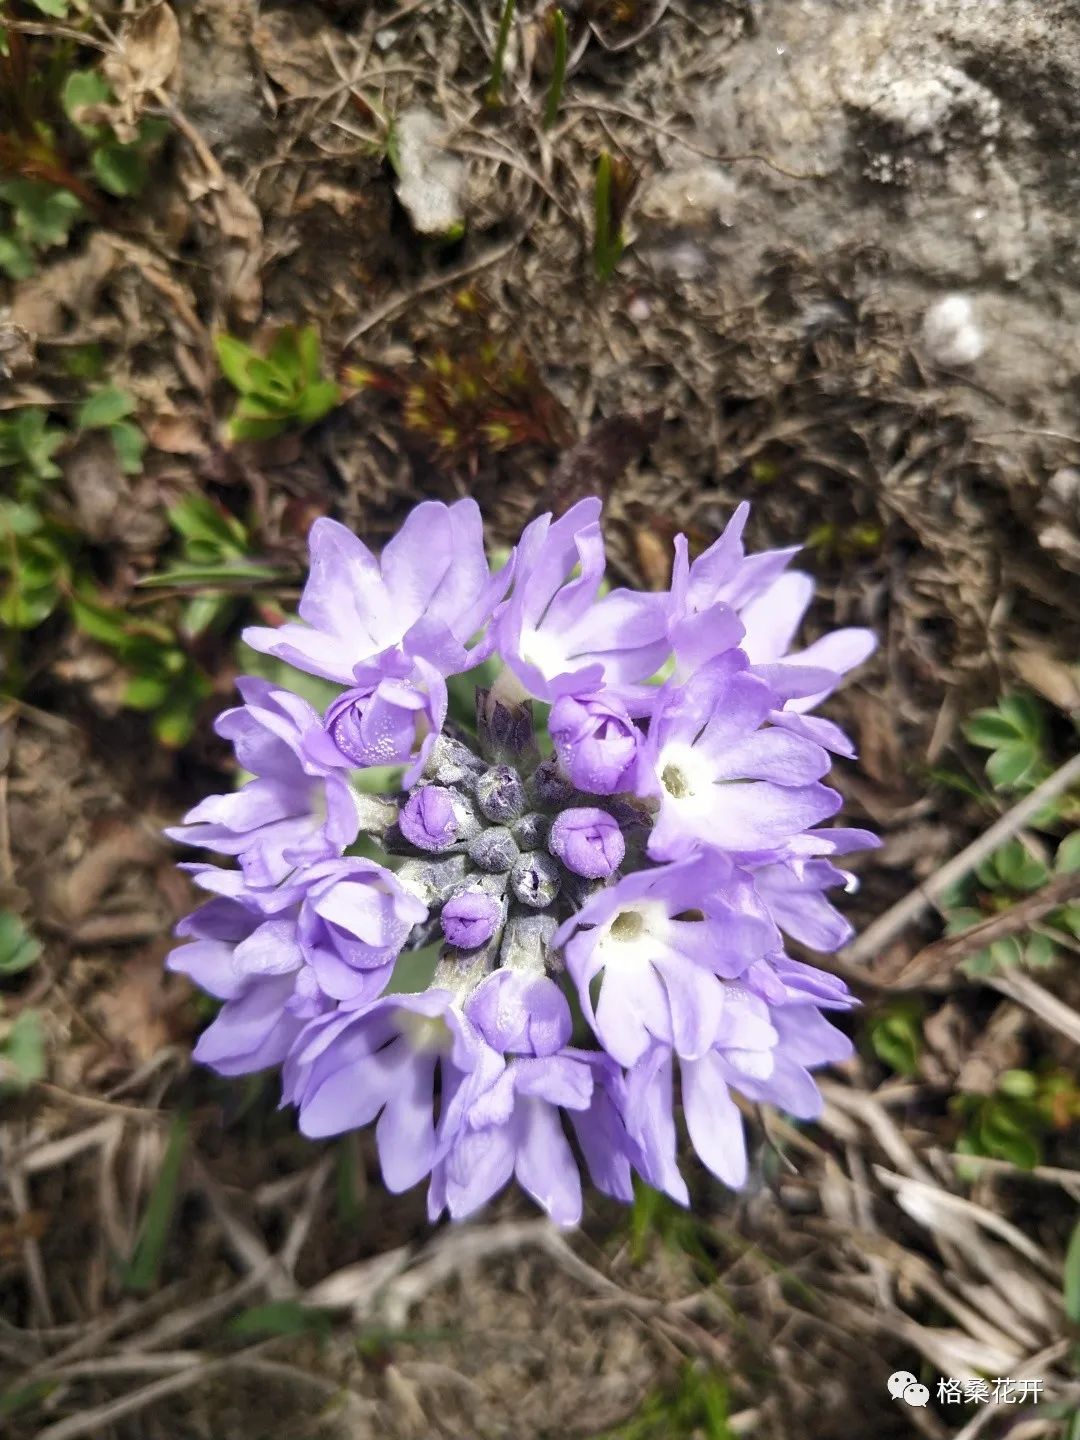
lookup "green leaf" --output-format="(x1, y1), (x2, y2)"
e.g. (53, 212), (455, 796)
(0, 571), (63, 630)
(180, 592), (230, 639)
(28, 0), (71, 14)
(91, 141), (148, 198)
(69, 591), (135, 647)
(944, 905), (985, 934)
(986, 742), (1039, 790)
(988, 936), (1024, 969)
(62, 70), (112, 134)
(0, 233), (35, 280)
(0, 1378), (58, 1421)
(0, 912), (42, 976)
(294, 325), (322, 384)
(964, 709), (1024, 748)
(1023, 931), (1057, 969)
(77, 385), (136, 430)
(124, 1114), (188, 1292)
(293, 378), (341, 425)
(138, 559), (282, 589)
(1064, 1217), (1080, 1324)
(226, 1301), (333, 1340)
(997, 693), (1045, 741)
(215, 333), (259, 393)
(0, 1010), (45, 1092)
(1056, 832), (1080, 874)
(0, 408), (64, 481)
(994, 839), (1048, 892)
(108, 420), (146, 475)
(0, 180), (82, 249)
(998, 1069), (1038, 1100)
(228, 412), (289, 442)
(168, 493), (247, 552)
(869, 1000), (923, 1077)
(123, 673), (172, 710)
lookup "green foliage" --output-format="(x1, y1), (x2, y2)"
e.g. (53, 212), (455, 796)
(139, 493), (283, 641)
(964, 693), (1052, 794)
(868, 997), (924, 1077)
(485, 0), (517, 107)
(954, 1068), (1080, 1173)
(0, 409), (70, 634)
(346, 302), (569, 474)
(543, 9), (568, 129)
(0, 402), (223, 745)
(594, 152), (624, 282)
(226, 1300), (333, 1341)
(61, 70), (167, 199)
(0, 912), (43, 977)
(0, 178), (82, 278)
(940, 832), (1080, 978)
(70, 588), (212, 747)
(0, 1009), (45, 1093)
(216, 327), (341, 442)
(123, 1115), (188, 1292)
(597, 1363), (732, 1440)
(77, 383), (147, 474)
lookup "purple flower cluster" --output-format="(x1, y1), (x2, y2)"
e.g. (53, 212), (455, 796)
(168, 497), (876, 1225)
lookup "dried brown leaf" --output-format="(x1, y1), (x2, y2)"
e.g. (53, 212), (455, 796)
(106, 2), (182, 126)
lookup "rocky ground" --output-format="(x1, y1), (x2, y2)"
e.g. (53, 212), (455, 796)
(2, 1), (1079, 1437)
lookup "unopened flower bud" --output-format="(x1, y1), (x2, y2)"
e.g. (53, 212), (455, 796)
(468, 826), (519, 873)
(325, 680), (428, 768)
(512, 811), (550, 849)
(441, 888), (503, 949)
(530, 758), (574, 809)
(475, 765), (527, 824)
(549, 694), (639, 794)
(548, 807), (625, 879)
(510, 851), (561, 908)
(424, 734), (484, 790)
(400, 785), (458, 851)
(395, 853), (468, 905)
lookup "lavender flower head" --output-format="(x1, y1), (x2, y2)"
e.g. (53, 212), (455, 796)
(168, 495), (877, 1226)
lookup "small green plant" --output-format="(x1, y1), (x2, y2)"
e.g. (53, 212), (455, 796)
(867, 996), (924, 1077)
(0, 912), (43, 977)
(964, 693), (1054, 795)
(216, 327), (342, 442)
(597, 1363), (732, 1440)
(593, 151), (637, 282)
(941, 833), (1080, 977)
(0, 398), (144, 641)
(0, 178), (82, 278)
(0, 1009), (45, 1094)
(346, 295), (570, 475)
(543, 9), (568, 130)
(0, 408), (69, 635)
(61, 68), (168, 200)
(139, 493), (284, 640)
(485, 0), (517, 108)
(0, 30), (165, 278)
(71, 588), (212, 748)
(77, 384), (147, 474)
(953, 1068), (1080, 1173)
